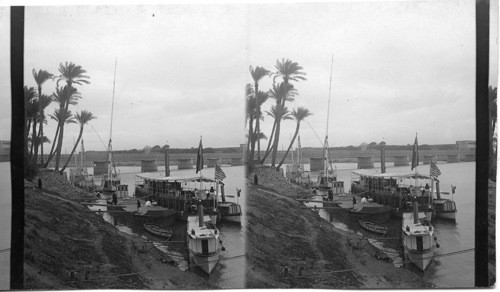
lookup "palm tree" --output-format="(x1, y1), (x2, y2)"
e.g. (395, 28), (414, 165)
(277, 107), (312, 169)
(246, 83), (255, 162)
(33, 69), (53, 166)
(53, 62), (89, 170)
(53, 85), (83, 170)
(260, 83), (296, 164)
(270, 59), (306, 167)
(249, 66), (270, 161)
(249, 90), (269, 162)
(55, 62), (90, 89)
(45, 107), (76, 168)
(273, 58), (307, 86)
(24, 86), (37, 144)
(60, 110), (96, 172)
(269, 104), (292, 167)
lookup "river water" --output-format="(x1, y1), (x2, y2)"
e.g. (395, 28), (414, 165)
(88, 165), (246, 289)
(299, 161), (475, 288)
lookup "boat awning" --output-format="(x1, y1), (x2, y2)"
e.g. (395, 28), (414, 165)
(136, 172), (216, 183)
(352, 169), (430, 179)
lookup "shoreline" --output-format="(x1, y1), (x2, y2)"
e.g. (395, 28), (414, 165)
(245, 165), (432, 288)
(23, 169), (215, 289)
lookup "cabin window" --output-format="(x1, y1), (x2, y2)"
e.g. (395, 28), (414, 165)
(202, 239), (209, 254)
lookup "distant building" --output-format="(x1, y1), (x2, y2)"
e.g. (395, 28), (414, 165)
(0, 140), (10, 151)
(360, 143), (368, 151)
(456, 140), (476, 151)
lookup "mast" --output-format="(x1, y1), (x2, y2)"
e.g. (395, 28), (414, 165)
(107, 58), (118, 187)
(324, 54), (334, 179)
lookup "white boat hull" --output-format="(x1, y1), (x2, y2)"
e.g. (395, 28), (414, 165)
(189, 250), (221, 274)
(404, 247), (434, 271)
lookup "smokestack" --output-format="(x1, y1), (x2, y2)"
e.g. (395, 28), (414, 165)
(198, 204), (204, 227)
(413, 201), (419, 224)
(436, 181), (441, 200)
(164, 145), (170, 177)
(221, 183), (226, 203)
(380, 145), (386, 174)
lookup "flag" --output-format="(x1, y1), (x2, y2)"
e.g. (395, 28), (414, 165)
(215, 164), (226, 181)
(411, 134), (419, 170)
(195, 137), (203, 173)
(430, 161), (441, 178)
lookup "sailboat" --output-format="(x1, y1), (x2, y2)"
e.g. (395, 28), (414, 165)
(314, 55), (344, 197)
(98, 59), (128, 200)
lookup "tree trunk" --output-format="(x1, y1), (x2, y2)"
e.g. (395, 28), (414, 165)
(30, 118), (37, 158)
(247, 115), (254, 163)
(270, 117), (282, 167)
(61, 127), (83, 172)
(260, 119), (276, 164)
(44, 125), (60, 168)
(277, 123), (300, 169)
(54, 118), (65, 171)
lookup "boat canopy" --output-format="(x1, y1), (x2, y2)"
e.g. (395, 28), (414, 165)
(136, 172), (216, 183)
(352, 169), (430, 180)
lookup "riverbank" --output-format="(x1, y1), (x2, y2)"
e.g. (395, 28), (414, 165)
(488, 179), (496, 286)
(23, 169), (214, 289)
(245, 165), (432, 288)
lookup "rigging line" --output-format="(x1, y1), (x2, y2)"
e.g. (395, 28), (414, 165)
(305, 120), (324, 146)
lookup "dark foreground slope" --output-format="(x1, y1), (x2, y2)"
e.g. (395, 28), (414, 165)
(245, 165), (431, 288)
(23, 170), (213, 289)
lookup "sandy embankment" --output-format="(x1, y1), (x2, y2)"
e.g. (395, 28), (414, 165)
(23, 169), (214, 289)
(245, 165), (431, 289)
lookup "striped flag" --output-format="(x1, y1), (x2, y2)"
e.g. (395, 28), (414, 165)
(195, 137), (203, 174)
(215, 164), (226, 181)
(430, 161), (441, 178)
(411, 134), (419, 170)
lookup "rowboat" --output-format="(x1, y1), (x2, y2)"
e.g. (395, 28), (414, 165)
(359, 220), (388, 235)
(143, 223), (173, 240)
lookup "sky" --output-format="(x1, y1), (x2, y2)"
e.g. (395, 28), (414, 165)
(0, 1), (498, 151)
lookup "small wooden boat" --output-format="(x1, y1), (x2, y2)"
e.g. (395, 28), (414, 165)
(143, 223), (173, 240)
(359, 220), (388, 235)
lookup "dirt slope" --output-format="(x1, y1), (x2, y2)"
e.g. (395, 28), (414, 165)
(245, 165), (431, 288)
(23, 169), (213, 289)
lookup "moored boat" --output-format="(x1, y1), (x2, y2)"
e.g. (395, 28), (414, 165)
(133, 205), (177, 225)
(359, 220), (388, 235)
(187, 205), (223, 274)
(134, 173), (219, 223)
(401, 202), (437, 271)
(349, 202), (392, 223)
(217, 185), (242, 224)
(143, 223), (173, 239)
